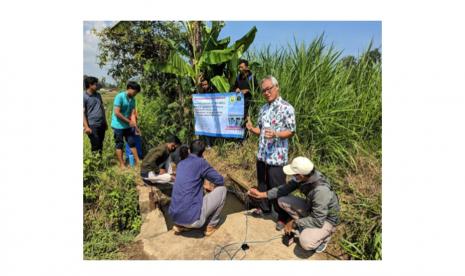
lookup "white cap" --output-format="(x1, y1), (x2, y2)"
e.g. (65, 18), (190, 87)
(283, 157), (314, 175)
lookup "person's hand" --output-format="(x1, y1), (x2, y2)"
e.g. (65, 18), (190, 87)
(235, 88), (241, 93)
(284, 220), (295, 235)
(247, 188), (266, 199)
(84, 127), (92, 134)
(203, 180), (215, 192)
(246, 117), (253, 130)
(264, 129), (276, 139)
(170, 175), (176, 182)
(135, 127), (141, 136)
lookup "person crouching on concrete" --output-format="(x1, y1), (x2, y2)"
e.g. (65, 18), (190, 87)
(247, 157), (340, 253)
(140, 134), (181, 186)
(169, 140), (227, 237)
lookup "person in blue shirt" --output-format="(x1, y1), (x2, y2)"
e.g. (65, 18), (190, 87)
(110, 81), (141, 169)
(169, 140), (226, 237)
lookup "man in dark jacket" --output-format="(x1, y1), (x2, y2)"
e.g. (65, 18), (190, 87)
(140, 135), (181, 185)
(248, 157), (340, 253)
(233, 59), (258, 119)
(198, 77), (216, 148)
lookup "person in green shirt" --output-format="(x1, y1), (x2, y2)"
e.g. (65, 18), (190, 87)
(110, 81), (141, 169)
(140, 135), (181, 185)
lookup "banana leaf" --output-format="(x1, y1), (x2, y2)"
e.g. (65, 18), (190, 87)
(160, 52), (195, 80)
(200, 47), (236, 66)
(211, 75), (231, 92)
(232, 26), (257, 53)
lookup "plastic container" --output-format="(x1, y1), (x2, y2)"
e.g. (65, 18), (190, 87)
(125, 132), (143, 167)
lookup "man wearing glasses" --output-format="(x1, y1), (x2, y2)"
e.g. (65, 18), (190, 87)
(245, 75), (296, 231)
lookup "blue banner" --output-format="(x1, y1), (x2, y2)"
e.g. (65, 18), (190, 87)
(193, 92), (245, 138)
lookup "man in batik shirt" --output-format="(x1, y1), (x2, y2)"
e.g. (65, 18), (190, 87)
(246, 75), (296, 231)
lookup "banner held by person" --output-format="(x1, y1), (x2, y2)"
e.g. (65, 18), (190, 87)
(193, 92), (245, 138)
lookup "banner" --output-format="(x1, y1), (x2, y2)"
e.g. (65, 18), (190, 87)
(193, 92), (245, 138)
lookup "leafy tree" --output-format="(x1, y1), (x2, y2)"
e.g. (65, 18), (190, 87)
(95, 21), (185, 99)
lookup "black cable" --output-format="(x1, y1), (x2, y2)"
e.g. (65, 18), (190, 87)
(213, 185), (283, 260)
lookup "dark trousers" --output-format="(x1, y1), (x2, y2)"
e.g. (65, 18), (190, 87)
(254, 160), (290, 222)
(244, 92), (252, 118)
(87, 125), (106, 153)
(241, 92), (252, 141)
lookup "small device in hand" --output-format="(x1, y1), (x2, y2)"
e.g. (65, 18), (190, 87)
(282, 232), (295, 247)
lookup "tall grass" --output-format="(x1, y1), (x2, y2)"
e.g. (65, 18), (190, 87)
(247, 35), (381, 168)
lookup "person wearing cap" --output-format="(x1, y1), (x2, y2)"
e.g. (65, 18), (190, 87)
(245, 75), (296, 229)
(247, 157), (340, 253)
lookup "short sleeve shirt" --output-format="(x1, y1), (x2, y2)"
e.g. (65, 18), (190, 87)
(256, 96), (296, 166)
(83, 91), (106, 126)
(111, 91), (136, 129)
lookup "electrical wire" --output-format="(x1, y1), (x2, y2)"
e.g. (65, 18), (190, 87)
(213, 185), (283, 260)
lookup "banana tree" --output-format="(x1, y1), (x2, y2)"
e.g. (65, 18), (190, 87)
(153, 21), (257, 92)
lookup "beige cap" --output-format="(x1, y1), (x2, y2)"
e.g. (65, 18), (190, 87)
(283, 157), (314, 175)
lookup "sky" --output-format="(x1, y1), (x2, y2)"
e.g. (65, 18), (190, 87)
(84, 21), (381, 84)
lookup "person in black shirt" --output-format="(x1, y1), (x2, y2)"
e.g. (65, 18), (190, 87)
(233, 59), (258, 140)
(198, 77), (216, 148)
(200, 78), (216, 93)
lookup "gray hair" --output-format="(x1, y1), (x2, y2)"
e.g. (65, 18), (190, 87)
(260, 75), (279, 88)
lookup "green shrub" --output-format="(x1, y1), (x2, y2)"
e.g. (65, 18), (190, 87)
(83, 116), (141, 259)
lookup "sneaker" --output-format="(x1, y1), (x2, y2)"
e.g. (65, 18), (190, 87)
(315, 241), (328, 253)
(204, 225), (218, 236)
(275, 221), (286, 231)
(173, 225), (191, 234)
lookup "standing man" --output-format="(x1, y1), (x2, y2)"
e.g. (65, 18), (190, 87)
(246, 75), (296, 230)
(83, 76), (107, 154)
(198, 77), (216, 149)
(199, 77), (216, 93)
(233, 59), (258, 118)
(233, 59), (258, 140)
(247, 157), (340, 253)
(111, 81), (141, 169)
